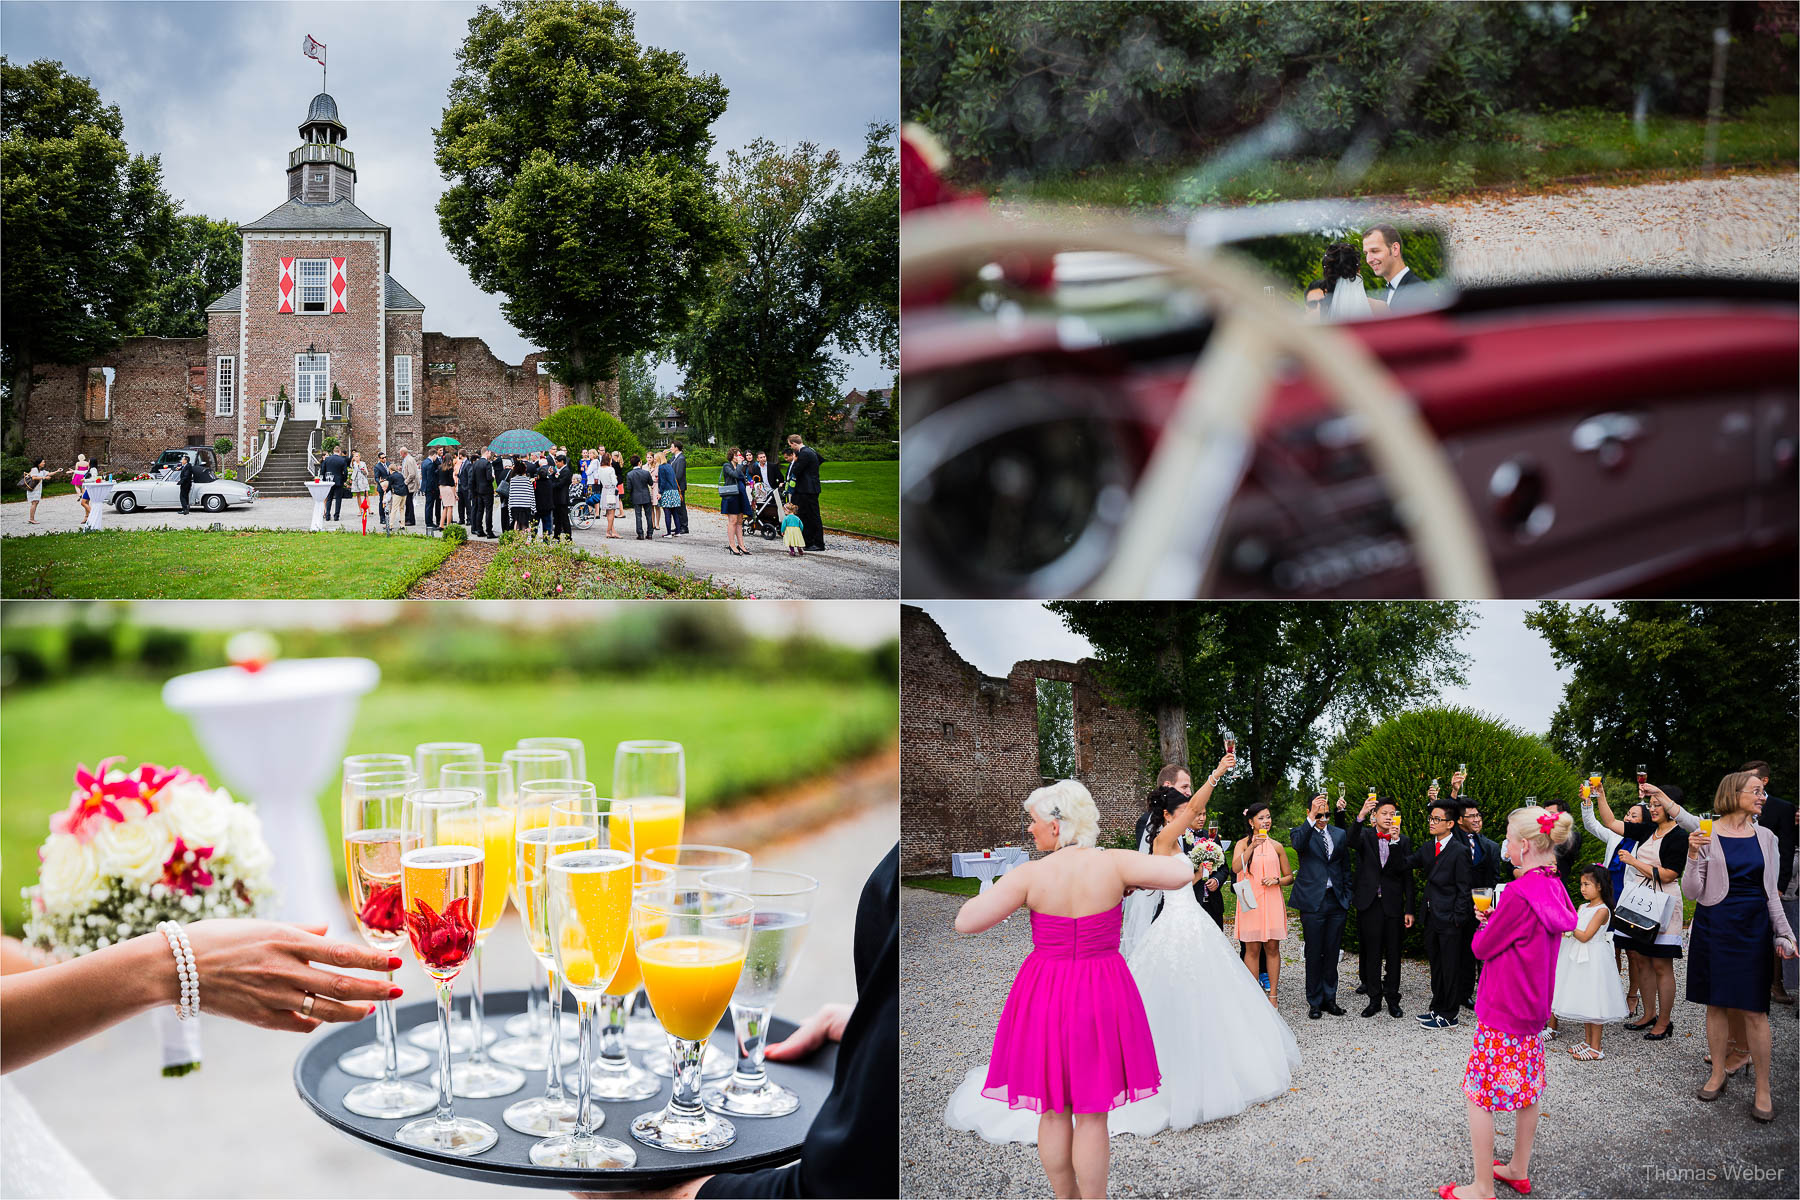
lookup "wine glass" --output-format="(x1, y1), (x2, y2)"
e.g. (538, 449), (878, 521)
(629, 884), (753, 1152)
(532, 797), (638, 1169)
(496, 746), (581, 1049)
(338, 769), (434, 1117)
(699, 869), (818, 1117)
(518, 736), (587, 783)
(637, 845), (752, 1080)
(433, 762), (527, 1100)
(396, 787), (496, 1156)
(613, 740), (687, 1050)
(336, 756), (430, 1080)
(502, 778), (594, 1136)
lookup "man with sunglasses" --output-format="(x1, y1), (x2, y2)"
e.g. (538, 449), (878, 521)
(1302, 278), (1327, 322)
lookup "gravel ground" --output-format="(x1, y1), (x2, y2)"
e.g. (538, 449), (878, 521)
(901, 888), (1798, 1199)
(0, 495), (898, 599)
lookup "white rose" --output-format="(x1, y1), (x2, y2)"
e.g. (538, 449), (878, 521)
(161, 783), (233, 857)
(38, 836), (106, 913)
(91, 814), (176, 887)
(224, 805), (274, 883)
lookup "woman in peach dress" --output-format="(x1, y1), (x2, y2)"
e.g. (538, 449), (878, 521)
(1233, 801), (1293, 1006)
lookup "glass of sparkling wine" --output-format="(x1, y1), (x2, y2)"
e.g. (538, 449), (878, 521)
(700, 869), (819, 1118)
(336, 755), (430, 1081)
(339, 768), (434, 1117)
(435, 762), (527, 1100)
(397, 788), (495, 1155)
(405, 743), (490, 1055)
(488, 747), (579, 1053)
(533, 798), (639, 1169)
(519, 736), (588, 783)
(629, 884), (753, 1152)
(503, 778), (594, 1136)
(638, 845), (752, 1080)
(1636, 763), (1649, 794)
(614, 740), (688, 1050)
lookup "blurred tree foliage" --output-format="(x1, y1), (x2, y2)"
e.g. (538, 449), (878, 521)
(902, 1), (1795, 176)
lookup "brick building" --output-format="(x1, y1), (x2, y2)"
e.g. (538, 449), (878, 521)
(900, 605), (1157, 876)
(22, 90), (600, 486)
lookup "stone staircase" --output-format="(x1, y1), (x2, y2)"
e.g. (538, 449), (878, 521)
(248, 424), (320, 498)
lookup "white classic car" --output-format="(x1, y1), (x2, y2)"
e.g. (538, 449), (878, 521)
(109, 470), (258, 514)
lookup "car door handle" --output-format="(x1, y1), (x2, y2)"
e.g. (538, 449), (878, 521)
(1570, 412), (1646, 454)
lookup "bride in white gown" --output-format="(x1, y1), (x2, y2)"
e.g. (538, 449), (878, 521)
(947, 781), (1300, 1142)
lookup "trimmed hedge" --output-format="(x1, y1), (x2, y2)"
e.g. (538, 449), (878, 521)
(534, 407), (645, 465)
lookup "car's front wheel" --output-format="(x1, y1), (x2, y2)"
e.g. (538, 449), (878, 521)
(202, 493), (227, 513)
(114, 492), (139, 514)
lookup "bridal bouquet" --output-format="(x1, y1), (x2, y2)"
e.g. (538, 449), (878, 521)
(21, 757), (276, 1075)
(1187, 837), (1225, 875)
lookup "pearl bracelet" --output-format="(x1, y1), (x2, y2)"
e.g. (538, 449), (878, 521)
(156, 920), (199, 1020)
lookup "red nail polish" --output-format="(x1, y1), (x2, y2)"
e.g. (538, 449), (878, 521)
(365, 1005), (377, 1018)
(387, 956), (404, 970)
(389, 985), (404, 999)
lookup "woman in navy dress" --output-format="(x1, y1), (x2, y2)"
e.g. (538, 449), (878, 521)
(1684, 770), (1798, 1123)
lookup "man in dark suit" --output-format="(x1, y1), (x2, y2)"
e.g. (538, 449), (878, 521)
(320, 447), (349, 521)
(551, 453), (574, 540)
(786, 433), (825, 551)
(1361, 223), (1428, 314)
(1349, 794), (1413, 1017)
(1411, 799), (1474, 1028)
(1743, 760), (1797, 1005)
(421, 449), (441, 529)
(469, 449), (495, 538)
(626, 456), (655, 539)
(1290, 792), (1353, 1019)
(177, 456), (195, 515)
(670, 440), (689, 535)
(1451, 792), (1504, 1012)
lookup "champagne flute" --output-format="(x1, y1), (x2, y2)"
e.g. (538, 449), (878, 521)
(396, 787), (496, 1156)
(503, 778), (595, 1136)
(336, 756), (430, 1080)
(496, 746), (581, 1049)
(629, 884), (753, 1152)
(339, 769), (434, 1116)
(1636, 763), (1649, 796)
(638, 845), (752, 1080)
(614, 740), (687, 1050)
(433, 762), (527, 1099)
(519, 736), (587, 783)
(584, 798), (662, 1103)
(699, 869), (818, 1117)
(405, 743), (493, 1053)
(532, 797), (638, 1169)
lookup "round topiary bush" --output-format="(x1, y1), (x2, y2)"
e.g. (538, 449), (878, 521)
(534, 406), (644, 464)
(1323, 705), (1609, 957)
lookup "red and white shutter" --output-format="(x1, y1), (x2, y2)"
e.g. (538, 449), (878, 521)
(330, 257), (347, 313)
(278, 257), (295, 313)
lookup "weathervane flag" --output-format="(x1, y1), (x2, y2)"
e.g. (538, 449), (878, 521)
(302, 34), (326, 67)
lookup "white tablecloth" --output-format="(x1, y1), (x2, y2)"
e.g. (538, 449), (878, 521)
(951, 847), (1030, 892)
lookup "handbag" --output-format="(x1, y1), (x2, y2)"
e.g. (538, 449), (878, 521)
(1612, 875), (1672, 940)
(1233, 876), (1259, 910)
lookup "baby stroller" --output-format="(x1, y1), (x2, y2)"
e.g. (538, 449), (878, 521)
(745, 478), (784, 540)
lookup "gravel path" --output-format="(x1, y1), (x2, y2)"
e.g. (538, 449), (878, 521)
(404, 537), (499, 598)
(902, 888), (1798, 1199)
(0, 494), (898, 599)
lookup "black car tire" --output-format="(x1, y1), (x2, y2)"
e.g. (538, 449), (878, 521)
(203, 493), (227, 513)
(114, 492), (139, 514)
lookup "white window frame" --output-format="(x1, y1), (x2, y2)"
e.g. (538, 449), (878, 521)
(394, 355), (413, 415)
(294, 352), (330, 416)
(215, 356), (235, 416)
(297, 258), (329, 312)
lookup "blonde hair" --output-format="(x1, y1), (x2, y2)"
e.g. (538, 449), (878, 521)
(1714, 770), (1760, 816)
(1023, 779), (1099, 849)
(1506, 805), (1574, 858)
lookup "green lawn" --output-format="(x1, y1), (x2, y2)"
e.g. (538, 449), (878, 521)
(1, 675), (898, 935)
(903, 873), (981, 896)
(818, 459), (897, 541)
(473, 533), (742, 599)
(1, 529), (453, 599)
(994, 97), (1799, 209)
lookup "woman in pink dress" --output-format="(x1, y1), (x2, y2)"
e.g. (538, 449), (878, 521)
(1232, 801), (1293, 1005)
(951, 780), (1194, 1199)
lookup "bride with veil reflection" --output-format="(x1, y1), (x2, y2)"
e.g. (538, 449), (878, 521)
(1322, 241), (1387, 322)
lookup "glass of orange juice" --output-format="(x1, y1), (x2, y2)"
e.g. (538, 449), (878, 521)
(630, 884), (754, 1152)
(1473, 887), (1494, 914)
(503, 740), (587, 1041)
(1699, 814), (1714, 837)
(615, 741), (688, 1050)
(583, 796), (664, 1102)
(534, 800), (638, 1169)
(638, 845), (753, 1080)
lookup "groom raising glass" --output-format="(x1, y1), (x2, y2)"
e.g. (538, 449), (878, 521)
(1290, 792), (1352, 1019)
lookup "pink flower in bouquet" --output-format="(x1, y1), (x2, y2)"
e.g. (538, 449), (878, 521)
(159, 838), (217, 895)
(123, 762), (189, 813)
(53, 758), (138, 842)
(406, 896), (476, 971)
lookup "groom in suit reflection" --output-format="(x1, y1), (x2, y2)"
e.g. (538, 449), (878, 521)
(1290, 792), (1352, 1019)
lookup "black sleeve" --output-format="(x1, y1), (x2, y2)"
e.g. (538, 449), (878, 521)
(1660, 827), (1690, 874)
(698, 847), (898, 1199)
(1452, 846), (1473, 922)
(1622, 820), (1655, 844)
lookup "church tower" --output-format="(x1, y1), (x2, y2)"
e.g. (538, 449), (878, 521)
(287, 92), (357, 204)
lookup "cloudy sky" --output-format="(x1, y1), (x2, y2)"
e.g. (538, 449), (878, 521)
(911, 601), (1582, 737)
(0, 0), (897, 391)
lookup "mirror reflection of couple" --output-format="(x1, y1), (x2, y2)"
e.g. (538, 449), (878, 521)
(944, 761), (1299, 1178)
(1303, 224), (1425, 322)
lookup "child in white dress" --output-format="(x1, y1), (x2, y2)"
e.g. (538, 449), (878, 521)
(1552, 865), (1629, 1059)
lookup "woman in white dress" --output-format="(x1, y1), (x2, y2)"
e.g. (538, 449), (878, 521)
(1322, 242), (1387, 323)
(946, 782), (1301, 1142)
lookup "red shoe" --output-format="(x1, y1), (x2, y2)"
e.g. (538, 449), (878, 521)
(1492, 1161), (1532, 1195)
(1437, 1187), (1460, 1199)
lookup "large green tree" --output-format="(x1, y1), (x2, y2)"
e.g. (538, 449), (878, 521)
(1036, 678), (1075, 779)
(127, 212), (240, 339)
(613, 354), (660, 448)
(434, 0), (733, 412)
(1, 58), (174, 450)
(674, 123), (899, 458)
(1525, 602), (1799, 800)
(1050, 602), (1473, 810)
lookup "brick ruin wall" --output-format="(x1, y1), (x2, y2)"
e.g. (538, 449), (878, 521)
(419, 333), (601, 452)
(21, 336), (207, 473)
(900, 605), (1155, 876)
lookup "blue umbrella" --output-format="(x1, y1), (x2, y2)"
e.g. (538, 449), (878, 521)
(487, 428), (553, 454)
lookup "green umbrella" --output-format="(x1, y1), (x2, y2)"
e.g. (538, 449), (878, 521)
(427, 436), (461, 447)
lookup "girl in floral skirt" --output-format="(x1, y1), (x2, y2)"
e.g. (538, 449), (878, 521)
(1440, 805), (1578, 1200)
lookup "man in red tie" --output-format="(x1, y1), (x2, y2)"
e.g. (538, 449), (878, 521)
(1350, 794), (1415, 1017)
(1410, 800), (1474, 1028)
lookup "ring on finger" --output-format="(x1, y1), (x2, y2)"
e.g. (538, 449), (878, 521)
(301, 992), (317, 1018)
